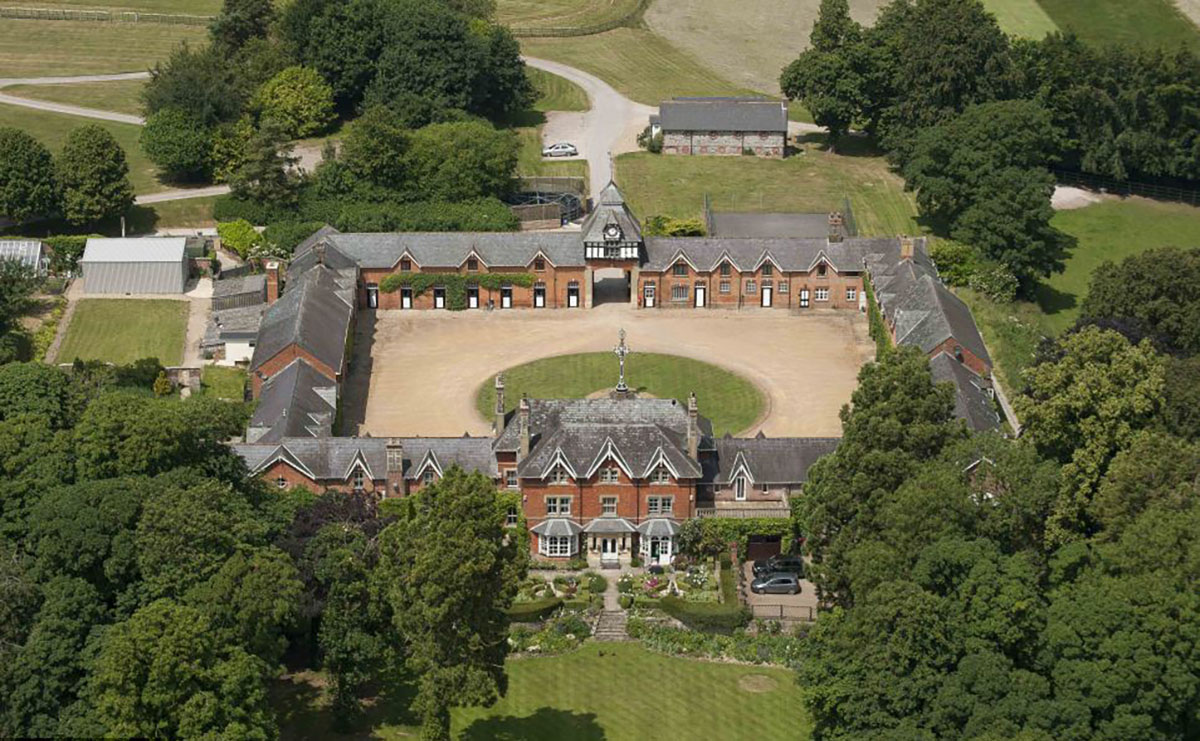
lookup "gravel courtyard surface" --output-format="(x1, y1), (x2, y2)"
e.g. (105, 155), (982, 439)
(342, 305), (874, 439)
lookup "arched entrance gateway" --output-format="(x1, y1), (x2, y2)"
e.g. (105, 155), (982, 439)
(582, 182), (643, 307)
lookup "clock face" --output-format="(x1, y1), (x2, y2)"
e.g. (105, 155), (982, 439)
(603, 223), (622, 241)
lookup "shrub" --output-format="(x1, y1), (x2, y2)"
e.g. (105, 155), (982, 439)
(587, 572), (607, 594)
(618, 594), (633, 609)
(252, 66), (335, 138)
(210, 116), (255, 185)
(637, 125), (663, 153)
(262, 221), (327, 255)
(627, 618), (802, 666)
(141, 108), (213, 182)
(216, 219), (262, 259)
(643, 215), (706, 237)
(565, 556), (588, 571)
(676, 518), (794, 557)
(928, 240), (980, 286)
(659, 595), (750, 633)
(506, 597), (562, 622)
(969, 262), (1019, 303)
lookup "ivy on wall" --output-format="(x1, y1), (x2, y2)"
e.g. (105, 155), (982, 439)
(864, 275), (893, 358)
(676, 517), (796, 557)
(378, 272), (538, 310)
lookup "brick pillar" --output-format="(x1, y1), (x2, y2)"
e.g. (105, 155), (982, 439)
(265, 261), (280, 304)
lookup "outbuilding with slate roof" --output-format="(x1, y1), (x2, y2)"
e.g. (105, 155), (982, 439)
(654, 97), (788, 158)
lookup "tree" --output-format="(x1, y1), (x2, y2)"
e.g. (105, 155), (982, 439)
(140, 108), (213, 182)
(1089, 431), (1199, 542)
(470, 24), (536, 119)
(809, 0), (860, 52)
(1080, 246), (1200, 356)
(55, 125), (134, 226)
(85, 599), (274, 739)
(324, 105), (411, 199)
(0, 127), (59, 223)
(210, 115), (256, 185)
(216, 218), (263, 259)
(780, 49), (866, 145)
(1018, 327), (1167, 542)
(252, 66), (336, 138)
(210, 0), (274, 52)
(142, 44), (244, 127)
(407, 121), (518, 201)
(377, 467), (526, 740)
(0, 263), (44, 343)
(227, 119), (302, 208)
(301, 0), (388, 109)
(1163, 356), (1200, 441)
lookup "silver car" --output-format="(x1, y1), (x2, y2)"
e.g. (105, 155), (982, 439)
(750, 572), (801, 595)
(542, 142), (578, 157)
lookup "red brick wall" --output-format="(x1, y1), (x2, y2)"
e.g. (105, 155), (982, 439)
(251, 346), (338, 397)
(257, 459), (388, 495)
(362, 263), (587, 310)
(929, 337), (991, 376)
(637, 265), (864, 310)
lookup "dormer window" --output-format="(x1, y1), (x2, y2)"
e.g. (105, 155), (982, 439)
(650, 466), (670, 485)
(734, 477), (747, 501)
(422, 470), (435, 486)
(276, 476), (287, 490)
(467, 257), (478, 272)
(600, 466), (619, 484)
(534, 258), (545, 272)
(720, 262), (731, 277)
(549, 465), (570, 485)
(817, 263), (827, 277)
(762, 263), (773, 277)
(352, 468), (365, 492)
(400, 258), (412, 272)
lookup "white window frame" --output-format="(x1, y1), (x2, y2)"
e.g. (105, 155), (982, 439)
(779, 281), (789, 294)
(671, 284), (689, 302)
(650, 466), (671, 485)
(546, 496), (572, 515)
(647, 496), (674, 515)
(734, 477), (747, 501)
(352, 469), (365, 492)
(276, 476), (287, 490)
(720, 280), (731, 294)
(539, 535), (576, 557)
(846, 287), (857, 301)
(673, 262), (688, 277)
(599, 467), (619, 484)
(745, 280), (757, 295)
(815, 287), (830, 302)
(505, 469), (518, 488)
(549, 466), (570, 485)
(602, 496), (618, 515)
(422, 470), (435, 486)
(506, 506), (519, 526)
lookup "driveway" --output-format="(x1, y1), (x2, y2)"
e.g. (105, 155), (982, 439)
(742, 561), (820, 622)
(0, 71), (148, 125)
(342, 305), (874, 439)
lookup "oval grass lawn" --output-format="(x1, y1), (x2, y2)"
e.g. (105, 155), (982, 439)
(475, 351), (764, 436)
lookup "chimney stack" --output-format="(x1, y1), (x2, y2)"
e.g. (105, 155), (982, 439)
(315, 242), (326, 265)
(518, 394), (531, 461)
(265, 261), (280, 304)
(686, 391), (699, 460)
(386, 438), (405, 496)
(900, 235), (914, 260)
(494, 374), (506, 437)
(827, 211), (844, 243)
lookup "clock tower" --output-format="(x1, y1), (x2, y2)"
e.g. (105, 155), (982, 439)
(581, 181), (643, 263)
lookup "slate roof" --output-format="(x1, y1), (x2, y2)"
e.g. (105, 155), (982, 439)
(0, 240), (47, 272)
(636, 519), (681, 537)
(234, 437), (388, 481)
(658, 97), (788, 133)
(580, 181), (643, 247)
(708, 212), (846, 240)
(247, 358), (337, 443)
(705, 435), (840, 485)
(81, 237), (186, 263)
(642, 236), (882, 273)
(495, 397), (714, 481)
(531, 519), (583, 537)
(213, 273), (266, 299)
(892, 274), (991, 366)
(249, 265), (354, 375)
(929, 352), (1002, 432)
(287, 235), (359, 278)
(401, 436), (499, 479)
(582, 517), (637, 533)
(307, 231), (587, 270)
(204, 304), (266, 347)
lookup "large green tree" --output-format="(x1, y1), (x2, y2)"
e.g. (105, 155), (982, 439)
(210, 0), (274, 52)
(407, 121), (518, 201)
(140, 107), (213, 182)
(252, 65), (336, 138)
(378, 467), (526, 740)
(0, 127), (59, 223)
(227, 119), (302, 209)
(142, 44), (245, 126)
(1080, 246), (1200, 356)
(55, 124), (134, 226)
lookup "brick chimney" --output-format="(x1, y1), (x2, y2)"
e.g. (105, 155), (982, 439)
(900, 235), (914, 260)
(386, 437), (405, 496)
(265, 261), (280, 304)
(494, 373), (506, 437)
(518, 394), (531, 461)
(315, 242), (326, 265)
(686, 391), (699, 460)
(827, 211), (844, 243)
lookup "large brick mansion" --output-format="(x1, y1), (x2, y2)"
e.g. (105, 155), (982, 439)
(227, 182), (1001, 564)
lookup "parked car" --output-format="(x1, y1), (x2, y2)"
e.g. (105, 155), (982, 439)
(750, 572), (801, 595)
(752, 554), (805, 579)
(542, 142), (578, 157)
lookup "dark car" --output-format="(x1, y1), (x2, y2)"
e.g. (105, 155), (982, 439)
(750, 572), (801, 595)
(753, 554), (805, 579)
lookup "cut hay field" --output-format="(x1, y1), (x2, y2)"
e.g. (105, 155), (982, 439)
(615, 135), (919, 237)
(497, 0), (640, 29)
(1036, 0), (1200, 49)
(0, 19), (205, 78)
(4, 78), (146, 116)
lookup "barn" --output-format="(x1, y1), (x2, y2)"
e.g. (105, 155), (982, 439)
(651, 97), (789, 158)
(80, 238), (189, 295)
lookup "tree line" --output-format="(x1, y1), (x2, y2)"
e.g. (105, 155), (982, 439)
(0, 361), (527, 740)
(791, 247), (1200, 738)
(780, 0), (1200, 296)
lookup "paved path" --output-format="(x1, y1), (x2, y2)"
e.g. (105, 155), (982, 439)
(0, 71), (149, 125)
(134, 185), (230, 205)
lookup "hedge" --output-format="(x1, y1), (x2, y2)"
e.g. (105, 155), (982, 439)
(262, 221), (327, 255)
(864, 276), (892, 358)
(507, 597), (563, 622)
(677, 518), (795, 558)
(213, 194), (520, 232)
(658, 554), (750, 632)
(378, 272), (536, 311)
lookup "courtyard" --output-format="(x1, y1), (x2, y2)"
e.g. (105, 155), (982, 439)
(342, 305), (874, 439)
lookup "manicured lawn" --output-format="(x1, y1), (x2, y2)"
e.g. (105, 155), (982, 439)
(515, 127), (589, 180)
(497, 0), (641, 30)
(1034, 0), (1200, 49)
(16, 0), (220, 13)
(0, 19), (206, 77)
(274, 642), (808, 741)
(521, 29), (760, 106)
(58, 298), (188, 365)
(127, 195), (221, 233)
(0, 104), (164, 193)
(475, 351), (764, 436)
(530, 67), (589, 113)
(615, 136), (919, 237)
(200, 365), (246, 400)
(4, 78), (145, 116)
(982, 0), (1059, 38)
(1037, 198), (1200, 333)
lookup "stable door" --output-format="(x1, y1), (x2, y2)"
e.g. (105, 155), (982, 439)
(695, 285), (706, 308)
(433, 288), (446, 309)
(366, 285), (378, 308)
(643, 284), (656, 308)
(799, 289), (810, 308)
(567, 283), (580, 307)
(761, 286), (773, 308)
(467, 286), (479, 309)
(534, 285), (546, 308)
(500, 287), (513, 309)
(400, 288), (412, 309)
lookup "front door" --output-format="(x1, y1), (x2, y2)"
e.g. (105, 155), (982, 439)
(761, 286), (773, 308)
(467, 286), (479, 309)
(501, 287), (512, 309)
(433, 288), (446, 309)
(643, 284), (656, 308)
(695, 285), (706, 308)
(367, 284), (378, 308)
(534, 285), (546, 308)
(401, 288), (412, 309)
(568, 283), (579, 308)
(800, 289), (810, 308)
(649, 538), (661, 564)
(601, 538), (617, 560)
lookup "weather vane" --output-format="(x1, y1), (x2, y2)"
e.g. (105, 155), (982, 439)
(613, 328), (631, 393)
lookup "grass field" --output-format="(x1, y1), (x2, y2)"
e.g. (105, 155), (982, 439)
(127, 195), (221, 232)
(15, 0), (220, 13)
(615, 136), (919, 237)
(0, 104), (164, 193)
(274, 643), (808, 741)
(4, 78), (145, 116)
(1035, 0), (1200, 49)
(530, 67), (589, 113)
(476, 351), (764, 436)
(521, 29), (759, 106)
(497, 0), (640, 29)
(0, 19), (205, 78)
(1036, 198), (1200, 333)
(58, 298), (188, 365)
(982, 0), (1059, 38)
(200, 365), (246, 400)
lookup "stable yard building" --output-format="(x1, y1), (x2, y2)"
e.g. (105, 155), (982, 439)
(651, 97), (788, 158)
(80, 238), (188, 295)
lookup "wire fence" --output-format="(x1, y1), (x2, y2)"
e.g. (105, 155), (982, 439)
(1052, 168), (1200, 207)
(751, 603), (816, 622)
(0, 6), (212, 24)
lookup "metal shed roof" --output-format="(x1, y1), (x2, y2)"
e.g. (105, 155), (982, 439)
(82, 238), (187, 263)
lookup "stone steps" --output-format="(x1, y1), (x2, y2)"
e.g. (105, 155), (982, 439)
(594, 610), (629, 641)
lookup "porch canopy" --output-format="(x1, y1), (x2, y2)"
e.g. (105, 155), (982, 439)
(530, 518), (583, 537)
(583, 517), (636, 534)
(636, 518), (680, 538)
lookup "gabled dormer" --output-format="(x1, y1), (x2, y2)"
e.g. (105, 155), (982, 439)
(582, 181), (643, 261)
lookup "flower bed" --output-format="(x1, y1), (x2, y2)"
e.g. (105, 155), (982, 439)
(509, 611), (593, 655)
(627, 618), (802, 667)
